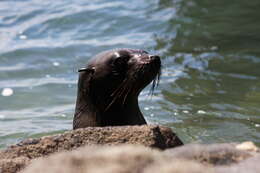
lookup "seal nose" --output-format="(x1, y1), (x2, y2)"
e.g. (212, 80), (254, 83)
(149, 55), (160, 61)
(149, 55), (161, 65)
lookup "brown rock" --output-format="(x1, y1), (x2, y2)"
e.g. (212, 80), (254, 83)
(21, 145), (212, 173)
(21, 143), (260, 173)
(0, 157), (30, 173)
(5, 124), (259, 173)
(164, 143), (254, 166)
(0, 125), (182, 172)
(216, 154), (260, 173)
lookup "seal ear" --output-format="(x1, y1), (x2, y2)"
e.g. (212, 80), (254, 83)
(74, 66), (100, 129)
(77, 67), (95, 95)
(78, 67), (95, 73)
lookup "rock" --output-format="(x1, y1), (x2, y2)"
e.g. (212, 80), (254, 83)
(216, 154), (260, 173)
(21, 145), (212, 173)
(235, 141), (259, 152)
(21, 143), (260, 173)
(164, 142), (256, 166)
(0, 125), (182, 172)
(2, 125), (259, 173)
(0, 157), (30, 173)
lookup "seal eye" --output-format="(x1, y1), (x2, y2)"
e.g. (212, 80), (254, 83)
(113, 57), (127, 67)
(111, 56), (128, 76)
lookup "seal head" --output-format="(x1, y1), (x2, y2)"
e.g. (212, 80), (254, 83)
(73, 48), (161, 129)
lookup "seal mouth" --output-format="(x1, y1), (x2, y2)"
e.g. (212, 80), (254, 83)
(132, 55), (161, 95)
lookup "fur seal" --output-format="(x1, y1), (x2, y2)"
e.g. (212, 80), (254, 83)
(73, 48), (161, 129)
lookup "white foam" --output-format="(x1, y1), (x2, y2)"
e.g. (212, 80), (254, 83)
(60, 114), (66, 117)
(197, 110), (206, 114)
(1, 88), (14, 96)
(19, 35), (27, 40)
(53, 62), (60, 66)
(144, 107), (149, 110)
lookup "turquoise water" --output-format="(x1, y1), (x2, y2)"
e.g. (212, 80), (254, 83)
(0, 0), (259, 148)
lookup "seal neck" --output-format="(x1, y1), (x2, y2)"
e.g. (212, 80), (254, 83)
(101, 97), (146, 126)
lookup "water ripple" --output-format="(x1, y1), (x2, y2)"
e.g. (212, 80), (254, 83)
(0, 77), (76, 88)
(1, 0), (260, 148)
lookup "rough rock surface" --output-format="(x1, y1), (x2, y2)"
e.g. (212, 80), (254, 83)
(0, 125), (182, 173)
(21, 143), (259, 173)
(1, 124), (259, 173)
(21, 145), (210, 173)
(164, 142), (256, 166)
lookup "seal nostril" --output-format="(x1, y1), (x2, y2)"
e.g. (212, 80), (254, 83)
(149, 55), (160, 60)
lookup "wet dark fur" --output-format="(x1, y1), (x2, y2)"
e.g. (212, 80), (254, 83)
(73, 48), (161, 129)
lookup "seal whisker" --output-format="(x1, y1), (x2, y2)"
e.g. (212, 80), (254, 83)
(122, 82), (134, 106)
(157, 68), (161, 86)
(111, 79), (128, 97)
(105, 79), (130, 111)
(149, 74), (160, 96)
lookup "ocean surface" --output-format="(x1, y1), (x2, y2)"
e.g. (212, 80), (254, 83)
(0, 0), (259, 148)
